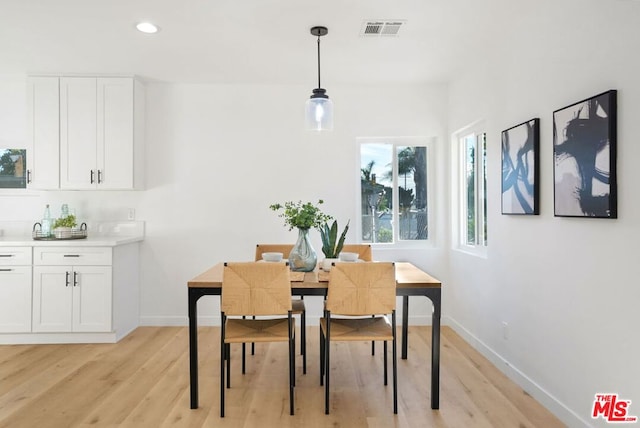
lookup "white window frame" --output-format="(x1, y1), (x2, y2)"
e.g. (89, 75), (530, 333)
(357, 136), (433, 249)
(452, 122), (487, 257)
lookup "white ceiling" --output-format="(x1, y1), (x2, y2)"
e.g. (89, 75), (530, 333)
(0, 0), (508, 85)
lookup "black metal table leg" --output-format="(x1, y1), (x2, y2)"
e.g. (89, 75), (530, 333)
(430, 291), (441, 409)
(402, 295), (409, 359)
(189, 288), (200, 409)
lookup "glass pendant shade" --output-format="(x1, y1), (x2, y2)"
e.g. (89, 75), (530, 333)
(306, 26), (333, 131)
(305, 92), (333, 131)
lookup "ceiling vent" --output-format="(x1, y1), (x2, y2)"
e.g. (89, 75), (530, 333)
(360, 20), (406, 37)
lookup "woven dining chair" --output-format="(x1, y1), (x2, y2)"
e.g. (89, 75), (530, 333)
(319, 262), (397, 414)
(340, 244), (372, 262)
(255, 244), (307, 374)
(323, 244), (380, 355)
(220, 262), (295, 417)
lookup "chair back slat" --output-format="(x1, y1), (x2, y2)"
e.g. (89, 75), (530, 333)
(255, 244), (294, 261)
(340, 244), (372, 261)
(222, 262), (292, 316)
(326, 262), (395, 315)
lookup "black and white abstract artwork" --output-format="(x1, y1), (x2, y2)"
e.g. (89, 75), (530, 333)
(501, 118), (540, 215)
(553, 90), (617, 218)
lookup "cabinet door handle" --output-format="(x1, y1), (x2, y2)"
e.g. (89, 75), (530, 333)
(63, 254), (80, 258)
(0, 268), (13, 272)
(73, 271), (78, 287)
(27, 170), (32, 184)
(0, 254), (15, 257)
(90, 170), (95, 184)
(65, 271), (70, 287)
(97, 169), (102, 184)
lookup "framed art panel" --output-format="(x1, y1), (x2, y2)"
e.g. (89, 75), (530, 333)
(501, 118), (540, 215)
(553, 90), (617, 218)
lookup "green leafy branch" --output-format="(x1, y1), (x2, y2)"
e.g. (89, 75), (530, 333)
(269, 200), (333, 231)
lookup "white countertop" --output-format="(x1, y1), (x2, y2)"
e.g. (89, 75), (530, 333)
(0, 235), (143, 247)
(0, 221), (144, 247)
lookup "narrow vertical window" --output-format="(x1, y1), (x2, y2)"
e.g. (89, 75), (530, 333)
(459, 131), (487, 249)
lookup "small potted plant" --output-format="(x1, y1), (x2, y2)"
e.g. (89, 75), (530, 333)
(52, 214), (77, 239)
(320, 220), (349, 271)
(270, 200), (332, 272)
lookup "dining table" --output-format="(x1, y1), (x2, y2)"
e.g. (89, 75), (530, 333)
(187, 261), (442, 410)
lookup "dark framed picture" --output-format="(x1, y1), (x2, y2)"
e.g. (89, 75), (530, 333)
(553, 90), (617, 218)
(501, 118), (540, 215)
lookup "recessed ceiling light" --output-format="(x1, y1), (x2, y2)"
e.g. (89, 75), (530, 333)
(136, 22), (159, 34)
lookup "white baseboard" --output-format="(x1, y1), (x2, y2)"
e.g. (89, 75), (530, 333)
(0, 332), (118, 344)
(445, 315), (591, 428)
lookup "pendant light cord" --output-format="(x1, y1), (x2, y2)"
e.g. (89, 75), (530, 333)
(317, 35), (321, 89)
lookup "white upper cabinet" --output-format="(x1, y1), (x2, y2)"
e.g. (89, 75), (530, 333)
(27, 75), (144, 191)
(60, 77), (144, 190)
(26, 76), (60, 189)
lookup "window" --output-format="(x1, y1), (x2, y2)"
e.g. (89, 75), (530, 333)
(0, 149), (27, 189)
(359, 138), (430, 245)
(458, 129), (487, 249)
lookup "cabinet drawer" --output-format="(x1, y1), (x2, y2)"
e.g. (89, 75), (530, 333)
(34, 247), (112, 266)
(0, 247), (32, 266)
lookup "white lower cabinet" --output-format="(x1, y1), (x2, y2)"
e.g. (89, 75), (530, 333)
(0, 247), (32, 333)
(0, 265), (32, 333)
(32, 247), (113, 333)
(0, 241), (139, 344)
(32, 265), (112, 333)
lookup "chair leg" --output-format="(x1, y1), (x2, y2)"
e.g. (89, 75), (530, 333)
(251, 315), (255, 355)
(220, 313), (226, 418)
(319, 322), (325, 386)
(289, 313), (295, 415)
(372, 316), (376, 355)
(226, 343), (231, 389)
(325, 315), (331, 415)
(392, 310), (398, 414)
(242, 343), (246, 374)
(301, 309), (306, 374)
(383, 340), (388, 385)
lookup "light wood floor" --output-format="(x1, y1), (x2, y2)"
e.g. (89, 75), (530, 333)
(0, 326), (564, 428)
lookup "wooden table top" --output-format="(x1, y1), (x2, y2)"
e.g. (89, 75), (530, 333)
(187, 261), (441, 289)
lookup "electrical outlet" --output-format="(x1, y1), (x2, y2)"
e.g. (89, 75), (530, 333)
(127, 208), (135, 220)
(502, 321), (509, 340)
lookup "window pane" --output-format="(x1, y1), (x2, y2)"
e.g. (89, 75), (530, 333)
(0, 149), (27, 189)
(481, 133), (487, 246)
(360, 144), (392, 243)
(397, 146), (428, 241)
(464, 136), (476, 245)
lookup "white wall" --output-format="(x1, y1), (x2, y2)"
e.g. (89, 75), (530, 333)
(138, 82), (449, 325)
(446, 1), (640, 427)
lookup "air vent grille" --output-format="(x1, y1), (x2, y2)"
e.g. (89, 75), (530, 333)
(361, 20), (406, 37)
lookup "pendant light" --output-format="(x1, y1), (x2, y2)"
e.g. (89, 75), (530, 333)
(305, 26), (333, 131)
